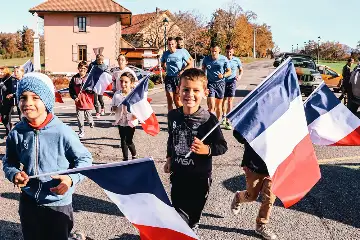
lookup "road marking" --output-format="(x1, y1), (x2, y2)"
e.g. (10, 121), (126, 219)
(236, 85), (247, 90)
(318, 155), (360, 164)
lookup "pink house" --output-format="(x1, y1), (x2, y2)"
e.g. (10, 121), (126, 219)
(29, 0), (132, 74)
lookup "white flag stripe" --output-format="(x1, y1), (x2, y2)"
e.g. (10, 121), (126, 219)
(94, 72), (113, 94)
(250, 96), (308, 177)
(308, 103), (360, 145)
(130, 91), (153, 122)
(104, 191), (198, 239)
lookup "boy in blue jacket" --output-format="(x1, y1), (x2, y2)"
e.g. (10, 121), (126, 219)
(2, 72), (92, 240)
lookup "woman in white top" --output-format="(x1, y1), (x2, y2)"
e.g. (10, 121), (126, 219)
(111, 54), (138, 92)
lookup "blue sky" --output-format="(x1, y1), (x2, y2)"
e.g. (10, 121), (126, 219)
(1, 0), (359, 52)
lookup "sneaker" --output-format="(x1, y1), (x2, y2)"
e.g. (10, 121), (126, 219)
(224, 121), (233, 130)
(89, 123), (95, 128)
(255, 225), (277, 240)
(96, 113), (101, 119)
(69, 231), (86, 240)
(231, 191), (241, 215)
(221, 118), (227, 125)
(100, 109), (105, 116)
(78, 132), (85, 139)
(191, 223), (199, 234)
(132, 155), (138, 160)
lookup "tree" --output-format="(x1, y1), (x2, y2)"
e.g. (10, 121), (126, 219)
(21, 26), (34, 56)
(173, 10), (209, 57)
(208, 1), (243, 50)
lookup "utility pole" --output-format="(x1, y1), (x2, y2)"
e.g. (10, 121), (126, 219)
(317, 36), (321, 64)
(33, 12), (41, 72)
(253, 27), (256, 58)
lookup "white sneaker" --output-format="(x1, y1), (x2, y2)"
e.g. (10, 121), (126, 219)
(255, 225), (277, 240)
(78, 132), (85, 139)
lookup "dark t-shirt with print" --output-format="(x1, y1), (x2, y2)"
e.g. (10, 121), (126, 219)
(167, 107), (227, 178)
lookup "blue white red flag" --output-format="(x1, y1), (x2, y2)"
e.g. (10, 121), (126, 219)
(22, 59), (34, 74)
(227, 58), (321, 208)
(304, 82), (360, 145)
(83, 66), (112, 95)
(121, 75), (160, 136)
(38, 158), (198, 240)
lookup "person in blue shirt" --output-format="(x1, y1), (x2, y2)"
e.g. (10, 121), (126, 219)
(161, 37), (193, 112)
(176, 36), (193, 69)
(202, 42), (232, 120)
(222, 45), (243, 130)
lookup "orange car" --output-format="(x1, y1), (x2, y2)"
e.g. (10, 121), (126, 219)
(317, 65), (342, 90)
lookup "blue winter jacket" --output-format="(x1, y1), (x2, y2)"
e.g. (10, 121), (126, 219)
(2, 115), (92, 206)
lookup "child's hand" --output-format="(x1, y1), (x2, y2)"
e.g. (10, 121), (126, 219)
(190, 137), (210, 155)
(50, 175), (72, 195)
(14, 171), (29, 188)
(164, 157), (171, 173)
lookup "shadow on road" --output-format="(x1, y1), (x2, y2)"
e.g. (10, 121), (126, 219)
(0, 220), (22, 240)
(199, 224), (260, 238)
(235, 90), (251, 98)
(222, 163), (360, 228)
(0, 192), (124, 217)
(109, 233), (140, 240)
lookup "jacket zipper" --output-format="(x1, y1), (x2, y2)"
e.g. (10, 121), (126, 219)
(34, 130), (42, 202)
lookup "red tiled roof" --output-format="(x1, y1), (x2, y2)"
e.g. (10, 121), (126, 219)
(29, 0), (131, 13)
(122, 10), (169, 35)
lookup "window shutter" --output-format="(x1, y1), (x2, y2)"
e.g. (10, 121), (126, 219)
(73, 17), (79, 33)
(72, 45), (78, 62)
(86, 16), (91, 33)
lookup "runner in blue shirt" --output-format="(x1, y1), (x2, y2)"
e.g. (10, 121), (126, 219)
(223, 45), (243, 130)
(176, 36), (193, 69)
(161, 37), (193, 111)
(202, 42), (231, 120)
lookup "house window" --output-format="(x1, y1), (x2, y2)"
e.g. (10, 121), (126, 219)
(78, 45), (87, 61)
(78, 17), (86, 32)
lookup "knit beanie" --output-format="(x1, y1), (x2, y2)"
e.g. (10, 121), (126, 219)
(17, 72), (55, 113)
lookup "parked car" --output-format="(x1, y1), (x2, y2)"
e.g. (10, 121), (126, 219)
(275, 53), (323, 96)
(292, 54), (323, 96)
(317, 65), (342, 91)
(149, 65), (165, 75)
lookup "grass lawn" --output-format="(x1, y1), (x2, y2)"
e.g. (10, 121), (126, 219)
(0, 56), (45, 68)
(318, 60), (356, 73)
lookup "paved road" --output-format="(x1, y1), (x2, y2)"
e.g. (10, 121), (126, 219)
(0, 60), (359, 240)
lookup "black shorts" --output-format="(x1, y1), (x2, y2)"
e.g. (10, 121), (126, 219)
(208, 81), (226, 99)
(165, 76), (180, 93)
(224, 81), (237, 97)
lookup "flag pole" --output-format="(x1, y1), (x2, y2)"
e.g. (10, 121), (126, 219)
(28, 157), (153, 179)
(303, 81), (325, 105)
(184, 57), (293, 158)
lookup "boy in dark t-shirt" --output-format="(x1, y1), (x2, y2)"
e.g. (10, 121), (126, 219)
(164, 68), (228, 230)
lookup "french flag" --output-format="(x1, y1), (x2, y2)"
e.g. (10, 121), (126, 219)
(83, 66), (113, 95)
(32, 158), (198, 240)
(227, 58), (321, 208)
(122, 75), (160, 136)
(304, 82), (360, 145)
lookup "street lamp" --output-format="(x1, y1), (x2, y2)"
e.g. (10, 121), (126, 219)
(297, 44), (299, 53)
(163, 17), (169, 51)
(292, 45), (294, 53)
(317, 36), (321, 64)
(304, 41), (307, 54)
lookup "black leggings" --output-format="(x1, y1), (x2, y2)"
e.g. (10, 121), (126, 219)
(94, 93), (104, 113)
(118, 126), (136, 160)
